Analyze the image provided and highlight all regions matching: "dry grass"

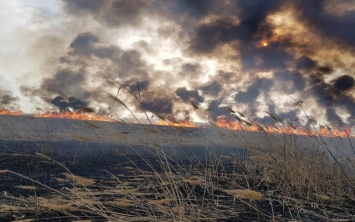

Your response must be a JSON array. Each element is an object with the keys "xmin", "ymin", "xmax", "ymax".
[
  {"xmin": 1, "ymin": 99, "xmax": 355, "ymax": 221},
  {"xmin": 41, "ymin": 202, "xmax": 77, "ymax": 211},
  {"xmin": 29, "ymin": 196, "xmax": 78, "ymax": 211},
  {"xmin": 182, "ymin": 178, "xmax": 203, "ymax": 185},
  {"xmin": 2, "ymin": 130, "xmax": 355, "ymax": 221},
  {"xmin": 148, "ymin": 198, "xmax": 175, "ymax": 206},
  {"xmin": 315, "ymin": 194, "xmax": 331, "ymax": 201},
  {"xmin": 106, "ymin": 200, "xmax": 136, "ymax": 207},
  {"xmin": 245, "ymin": 138, "xmax": 355, "ymax": 200},
  {"xmin": 14, "ymin": 185, "xmax": 37, "ymax": 190},
  {"xmin": 0, "ymin": 204, "xmax": 35, "ymax": 212},
  {"xmin": 63, "ymin": 173, "xmax": 96, "ymax": 186},
  {"xmin": 71, "ymin": 220, "xmax": 92, "ymax": 222},
  {"xmin": 224, "ymin": 189, "xmax": 263, "ymax": 200},
  {"xmin": 12, "ymin": 219, "xmax": 35, "ymax": 222}
]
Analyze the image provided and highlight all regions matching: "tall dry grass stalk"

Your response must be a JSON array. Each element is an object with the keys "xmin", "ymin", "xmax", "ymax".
[{"xmin": 1, "ymin": 93, "xmax": 355, "ymax": 221}]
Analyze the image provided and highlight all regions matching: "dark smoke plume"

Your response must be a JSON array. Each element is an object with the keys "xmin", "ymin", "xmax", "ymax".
[
  {"xmin": 201, "ymin": 81, "xmax": 222, "ymax": 97},
  {"xmin": 293, "ymin": 0, "xmax": 355, "ymax": 47},
  {"xmin": 1, "ymin": 94, "xmax": 18, "ymax": 105},
  {"xmin": 13, "ymin": 0, "xmax": 355, "ymax": 127},
  {"xmin": 333, "ymin": 75, "xmax": 355, "ymax": 91},
  {"xmin": 0, "ymin": 90, "xmax": 19, "ymax": 110},
  {"xmin": 140, "ymin": 97, "xmax": 173, "ymax": 115},
  {"xmin": 176, "ymin": 87, "xmax": 204, "ymax": 104},
  {"xmin": 207, "ymin": 100, "xmax": 232, "ymax": 120},
  {"xmin": 50, "ymin": 96, "xmax": 88, "ymax": 111},
  {"xmin": 235, "ymin": 78, "xmax": 274, "ymax": 103}
]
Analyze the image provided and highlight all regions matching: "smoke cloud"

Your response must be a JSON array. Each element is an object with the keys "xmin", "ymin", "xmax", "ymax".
[
  {"xmin": 334, "ymin": 75, "xmax": 355, "ymax": 91},
  {"xmin": 176, "ymin": 87, "xmax": 204, "ymax": 104},
  {"xmin": 0, "ymin": 90, "xmax": 19, "ymax": 110},
  {"xmin": 50, "ymin": 96, "xmax": 88, "ymax": 111},
  {"xmin": 1, "ymin": 0, "xmax": 354, "ymax": 128}
]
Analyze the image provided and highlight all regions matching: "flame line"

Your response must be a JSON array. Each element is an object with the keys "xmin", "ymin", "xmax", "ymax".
[{"xmin": 0, "ymin": 109, "xmax": 352, "ymax": 137}]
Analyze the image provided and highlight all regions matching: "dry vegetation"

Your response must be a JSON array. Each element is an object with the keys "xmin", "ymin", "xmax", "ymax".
[{"xmin": 1, "ymin": 93, "xmax": 355, "ymax": 221}]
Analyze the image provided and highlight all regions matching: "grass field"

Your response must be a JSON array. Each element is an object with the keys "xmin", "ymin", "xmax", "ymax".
[{"xmin": 1, "ymin": 101, "xmax": 355, "ymax": 221}]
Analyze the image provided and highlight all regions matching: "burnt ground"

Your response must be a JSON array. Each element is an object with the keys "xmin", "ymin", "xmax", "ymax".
[{"xmin": 1, "ymin": 150, "xmax": 355, "ymax": 222}]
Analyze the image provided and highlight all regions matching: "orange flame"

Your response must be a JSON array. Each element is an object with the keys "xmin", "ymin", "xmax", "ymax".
[
  {"xmin": 34, "ymin": 111, "xmax": 117, "ymax": 122},
  {"xmin": 0, "ymin": 109, "xmax": 24, "ymax": 116},
  {"xmin": 155, "ymin": 119, "xmax": 198, "ymax": 128},
  {"xmin": 0, "ymin": 109, "xmax": 116, "ymax": 122},
  {"xmin": 256, "ymin": 40, "xmax": 270, "ymax": 48},
  {"xmin": 255, "ymin": 35, "xmax": 280, "ymax": 48},
  {"xmin": 0, "ymin": 109, "xmax": 352, "ymax": 137},
  {"xmin": 213, "ymin": 117, "xmax": 351, "ymax": 137}
]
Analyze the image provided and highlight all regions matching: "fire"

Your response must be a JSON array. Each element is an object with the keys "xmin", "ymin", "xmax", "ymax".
[
  {"xmin": 155, "ymin": 119, "xmax": 198, "ymax": 128},
  {"xmin": 0, "ymin": 109, "xmax": 24, "ymax": 116},
  {"xmin": 34, "ymin": 111, "xmax": 117, "ymax": 122},
  {"xmin": 256, "ymin": 40, "xmax": 271, "ymax": 48},
  {"xmin": 255, "ymin": 35, "xmax": 279, "ymax": 48},
  {"xmin": 0, "ymin": 109, "xmax": 116, "ymax": 122},
  {"xmin": 213, "ymin": 117, "xmax": 351, "ymax": 138},
  {"xmin": 0, "ymin": 109, "xmax": 352, "ymax": 137}
]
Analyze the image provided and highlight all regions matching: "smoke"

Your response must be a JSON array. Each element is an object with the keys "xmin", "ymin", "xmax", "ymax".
[
  {"xmin": 62, "ymin": 0, "xmax": 156, "ymax": 27},
  {"xmin": 318, "ymin": 66, "xmax": 333, "ymax": 74},
  {"xmin": 296, "ymin": 56, "xmax": 317, "ymax": 71},
  {"xmin": 1, "ymin": 94, "xmax": 18, "ymax": 106},
  {"xmin": 189, "ymin": 16, "xmax": 242, "ymax": 54},
  {"xmin": 1, "ymin": 0, "xmax": 353, "ymax": 128},
  {"xmin": 201, "ymin": 81, "xmax": 222, "ymax": 97},
  {"xmin": 207, "ymin": 100, "xmax": 231, "ymax": 120},
  {"xmin": 140, "ymin": 97, "xmax": 173, "ymax": 115},
  {"xmin": 274, "ymin": 70, "xmax": 305, "ymax": 93},
  {"xmin": 0, "ymin": 90, "xmax": 19, "ymax": 110},
  {"xmin": 176, "ymin": 87, "xmax": 204, "ymax": 104},
  {"xmin": 69, "ymin": 32, "xmax": 100, "ymax": 55},
  {"xmin": 190, "ymin": 0, "xmax": 282, "ymax": 52},
  {"xmin": 334, "ymin": 75, "xmax": 355, "ymax": 91},
  {"xmin": 235, "ymin": 78, "xmax": 274, "ymax": 103},
  {"xmin": 293, "ymin": 0, "xmax": 355, "ymax": 47},
  {"xmin": 41, "ymin": 69, "xmax": 87, "ymax": 97},
  {"xmin": 305, "ymin": 62, "xmax": 355, "ymax": 125},
  {"xmin": 50, "ymin": 96, "xmax": 88, "ymax": 111}
]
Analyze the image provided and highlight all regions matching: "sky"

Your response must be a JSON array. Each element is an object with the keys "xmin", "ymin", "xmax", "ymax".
[{"xmin": 1, "ymin": 0, "xmax": 355, "ymax": 129}]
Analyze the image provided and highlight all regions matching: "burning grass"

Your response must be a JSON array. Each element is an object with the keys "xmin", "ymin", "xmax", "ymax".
[
  {"xmin": 0, "ymin": 108, "xmax": 353, "ymax": 138},
  {"xmin": 1, "ymin": 102, "xmax": 355, "ymax": 221}
]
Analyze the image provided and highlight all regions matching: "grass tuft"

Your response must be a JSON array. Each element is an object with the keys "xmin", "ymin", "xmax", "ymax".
[
  {"xmin": 14, "ymin": 185, "xmax": 37, "ymax": 190},
  {"xmin": 1, "ymin": 95, "xmax": 355, "ymax": 221},
  {"xmin": 63, "ymin": 173, "xmax": 96, "ymax": 186},
  {"xmin": 224, "ymin": 189, "xmax": 263, "ymax": 200}
]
